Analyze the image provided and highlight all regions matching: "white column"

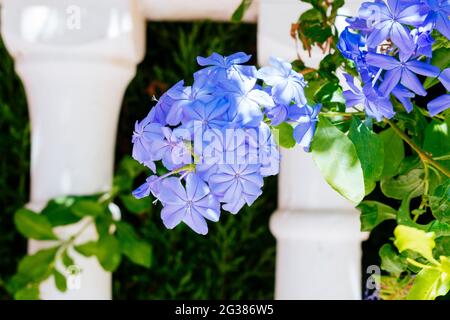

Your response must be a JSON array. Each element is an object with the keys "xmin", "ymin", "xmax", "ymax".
[
  {"xmin": 140, "ymin": 0, "xmax": 259, "ymax": 22},
  {"xmin": 1, "ymin": 0, "xmax": 145, "ymax": 299},
  {"xmin": 258, "ymin": 0, "xmax": 366, "ymax": 299}
]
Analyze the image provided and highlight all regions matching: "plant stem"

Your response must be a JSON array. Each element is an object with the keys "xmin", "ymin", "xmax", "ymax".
[
  {"xmin": 434, "ymin": 155, "xmax": 450, "ymax": 161},
  {"xmin": 320, "ymin": 111, "xmax": 365, "ymax": 117},
  {"xmin": 406, "ymin": 258, "xmax": 438, "ymax": 270},
  {"xmin": 386, "ymin": 119, "xmax": 450, "ymax": 178}
]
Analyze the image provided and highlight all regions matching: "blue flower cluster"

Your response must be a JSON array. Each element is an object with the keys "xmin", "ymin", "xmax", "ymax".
[
  {"xmin": 132, "ymin": 52, "xmax": 316, "ymax": 234},
  {"xmin": 338, "ymin": 0, "xmax": 450, "ymax": 119}
]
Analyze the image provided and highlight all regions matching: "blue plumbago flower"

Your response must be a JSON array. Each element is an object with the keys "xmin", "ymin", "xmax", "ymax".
[
  {"xmin": 131, "ymin": 52, "xmax": 314, "ymax": 234},
  {"xmin": 158, "ymin": 174, "xmax": 220, "ymax": 235},
  {"xmin": 248, "ymin": 123, "xmax": 280, "ymax": 176},
  {"xmin": 221, "ymin": 70, "xmax": 275, "ymax": 127},
  {"xmin": 359, "ymin": 0, "xmax": 426, "ymax": 53},
  {"xmin": 338, "ymin": 27, "xmax": 366, "ymax": 62},
  {"xmin": 265, "ymin": 102, "xmax": 306, "ymax": 126},
  {"xmin": 132, "ymin": 120, "xmax": 163, "ymax": 172},
  {"xmin": 426, "ymin": 66, "xmax": 450, "ymax": 115},
  {"xmin": 165, "ymin": 78, "xmax": 214, "ymax": 126},
  {"xmin": 150, "ymin": 127, "xmax": 192, "ymax": 170},
  {"xmin": 343, "ymin": 74, "xmax": 395, "ymax": 121},
  {"xmin": 209, "ymin": 164, "xmax": 263, "ymax": 214},
  {"xmin": 182, "ymin": 98, "xmax": 229, "ymax": 137},
  {"xmin": 422, "ymin": 0, "xmax": 450, "ymax": 39},
  {"xmin": 427, "ymin": 94, "xmax": 450, "ymax": 115},
  {"xmin": 148, "ymin": 91, "xmax": 173, "ymax": 126},
  {"xmin": 439, "ymin": 68, "xmax": 450, "ymax": 90},
  {"xmin": 392, "ymin": 85, "xmax": 415, "ymax": 112},
  {"xmin": 345, "ymin": 16, "xmax": 374, "ymax": 34},
  {"xmin": 132, "ymin": 175, "xmax": 162, "ymax": 199},
  {"xmin": 194, "ymin": 126, "xmax": 251, "ymax": 183},
  {"xmin": 195, "ymin": 52, "xmax": 254, "ymax": 82},
  {"xmin": 411, "ymin": 27, "xmax": 435, "ymax": 57},
  {"xmin": 266, "ymin": 103, "xmax": 289, "ymax": 126},
  {"xmin": 292, "ymin": 104, "xmax": 322, "ymax": 152},
  {"xmin": 257, "ymin": 57, "xmax": 307, "ymax": 106},
  {"xmin": 366, "ymin": 51, "xmax": 440, "ymax": 96}
]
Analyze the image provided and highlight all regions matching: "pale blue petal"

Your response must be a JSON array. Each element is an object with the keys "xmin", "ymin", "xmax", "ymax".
[
  {"xmin": 400, "ymin": 69, "xmax": 427, "ymax": 96},
  {"xmin": 183, "ymin": 209, "xmax": 208, "ymax": 235},
  {"xmin": 379, "ymin": 69, "xmax": 402, "ymax": 95},
  {"xmin": 161, "ymin": 205, "xmax": 186, "ymax": 229},
  {"xmin": 406, "ymin": 60, "xmax": 440, "ymax": 77},
  {"xmin": 366, "ymin": 52, "xmax": 401, "ymax": 70},
  {"xmin": 439, "ymin": 68, "xmax": 450, "ymax": 91},
  {"xmin": 427, "ymin": 94, "xmax": 450, "ymax": 116}
]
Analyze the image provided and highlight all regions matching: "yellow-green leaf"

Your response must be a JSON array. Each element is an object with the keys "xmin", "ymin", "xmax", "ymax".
[{"xmin": 394, "ymin": 225, "xmax": 436, "ymax": 262}]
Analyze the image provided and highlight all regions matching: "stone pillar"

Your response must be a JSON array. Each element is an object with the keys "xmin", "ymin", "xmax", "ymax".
[
  {"xmin": 1, "ymin": 0, "xmax": 145, "ymax": 299},
  {"xmin": 257, "ymin": 0, "xmax": 366, "ymax": 299}
]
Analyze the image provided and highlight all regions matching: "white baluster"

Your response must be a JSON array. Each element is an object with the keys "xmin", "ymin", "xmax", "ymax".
[
  {"xmin": 258, "ymin": 0, "xmax": 367, "ymax": 299},
  {"xmin": 1, "ymin": 0, "xmax": 145, "ymax": 299}
]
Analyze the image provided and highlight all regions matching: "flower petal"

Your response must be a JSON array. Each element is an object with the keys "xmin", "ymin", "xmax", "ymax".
[
  {"xmin": 427, "ymin": 94, "xmax": 450, "ymax": 116},
  {"xmin": 366, "ymin": 52, "xmax": 401, "ymax": 70},
  {"xmin": 406, "ymin": 60, "xmax": 440, "ymax": 77},
  {"xmin": 183, "ymin": 209, "xmax": 208, "ymax": 235},
  {"xmin": 379, "ymin": 69, "xmax": 402, "ymax": 95},
  {"xmin": 161, "ymin": 205, "xmax": 186, "ymax": 229},
  {"xmin": 400, "ymin": 69, "xmax": 427, "ymax": 96},
  {"xmin": 158, "ymin": 177, "xmax": 187, "ymax": 204}
]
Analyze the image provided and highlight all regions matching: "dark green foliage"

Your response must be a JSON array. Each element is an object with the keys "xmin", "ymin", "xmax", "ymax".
[{"xmin": 0, "ymin": 36, "xmax": 29, "ymax": 299}]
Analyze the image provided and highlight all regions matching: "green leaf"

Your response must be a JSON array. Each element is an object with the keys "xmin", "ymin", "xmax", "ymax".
[
  {"xmin": 71, "ymin": 200, "xmax": 104, "ymax": 218},
  {"xmin": 114, "ymin": 156, "xmax": 146, "ymax": 191},
  {"xmin": 441, "ymin": 256, "xmax": 450, "ymax": 275},
  {"xmin": 14, "ymin": 208, "xmax": 58, "ymax": 240},
  {"xmin": 330, "ymin": 0, "xmax": 345, "ymax": 19},
  {"xmin": 14, "ymin": 285, "xmax": 40, "ymax": 300},
  {"xmin": 311, "ymin": 117, "xmax": 365, "ymax": 204},
  {"xmin": 42, "ymin": 197, "xmax": 81, "ymax": 227},
  {"xmin": 120, "ymin": 194, "xmax": 152, "ymax": 215},
  {"xmin": 231, "ymin": 0, "xmax": 253, "ymax": 22},
  {"xmin": 348, "ymin": 117, "xmax": 384, "ymax": 194},
  {"xmin": 379, "ymin": 128, "xmax": 404, "ymax": 178},
  {"xmin": 298, "ymin": 9, "xmax": 332, "ymax": 44},
  {"xmin": 53, "ymin": 269, "xmax": 67, "ymax": 293},
  {"xmin": 424, "ymin": 48, "xmax": 450, "ymax": 89},
  {"xmin": 96, "ymin": 235, "xmax": 122, "ymax": 272},
  {"xmin": 397, "ymin": 196, "xmax": 429, "ymax": 230},
  {"xmin": 394, "ymin": 225, "xmax": 436, "ymax": 262},
  {"xmin": 407, "ymin": 268, "xmax": 450, "ymax": 300},
  {"xmin": 314, "ymin": 82, "xmax": 345, "ymax": 107},
  {"xmin": 379, "ymin": 244, "xmax": 408, "ymax": 274},
  {"xmin": 428, "ymin": 221, "xmax": 450, "ymax": 238},
  {"xmin": 75, "ymin": 237, "xmax": 122, "ymax": 272},
  {"xmin": 430, "ymin": 180, "xmax": 450, "ymax": 223},
  {"xmin": 74, "ymin": 241, "xmax": 97, "ymax": 257},
  {"xmin": 61, "ymin": 250, "xmax": 75, "ymax": 268},
  {"xmin": 304, "ymin": 76, "xmax": 326, "ymax": 104},
  {"xmin": 17, "ymin": 247, "xmax": 58, "ymax": 284},
  {"xmin": 271, "ymin": 122, "xmax": 296, "ymax": 149},
  {"xmin": 95, "ymin": 215, "xmax": 112, "ymax": 238},
  {"xmin": 358, "ymin": 201, "xmax": 396, "ymax": 231},
  {"xmin": 116, "ymin": 222, "xmax": 153, "ymax": 268},
  {"xmin": 435, "ymin": 236, "xmax": 450, "ymax": 257},
  {"xmin": 423, "ymin": 118, "xmax": 450, "ymax": 171},
  {"xmin": 380, "ymin": 168, "xmax": 425, "ymax": 200}
]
